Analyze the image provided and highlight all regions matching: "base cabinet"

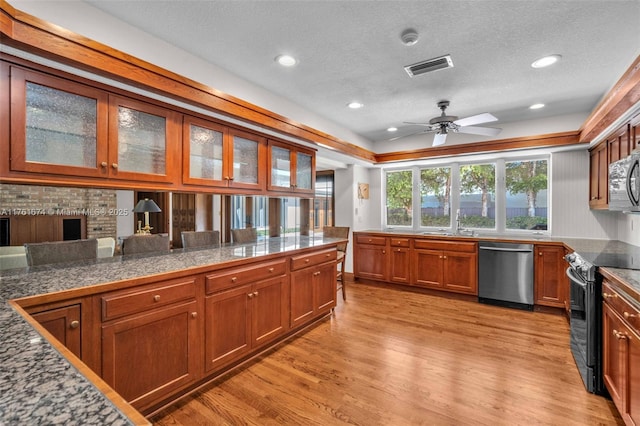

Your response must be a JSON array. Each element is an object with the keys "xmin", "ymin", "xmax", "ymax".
[
  {"xmin": 389, "ymin": 238, "xmax": 411, "ymax": 284},
  {"xmin": 412, "ymin": 239, "xmax": 478, "ymax": 295},
  {"xmin": 534, "ymin": 244, "xmax": 568, "ymax": 308},
  {"xmin": 602, "ymin": 280, "xmax": 640, "ymax": 426},
  {"xmin": 29, "ymin": 303, "xmax": 82, "ymax": 359},
  {"xmin": 353, "ymin": 235, "xmax": 388, "ymax": 281}
]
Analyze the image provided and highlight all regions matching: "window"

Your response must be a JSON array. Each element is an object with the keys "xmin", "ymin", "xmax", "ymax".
[
  {"xmin": 459, "ymin": 163, "xmax": 496, "ymax": 229},
  {"xmin": 420, "ymin": 167, "xmax": 451, "ymax": 227},
  {"xmin": 505, "ymin": 159, "xmax": 548, "ymax": 230},
  {"xmin": 385, "ymin": 170, "xmax": 413, "ymax": 227}
]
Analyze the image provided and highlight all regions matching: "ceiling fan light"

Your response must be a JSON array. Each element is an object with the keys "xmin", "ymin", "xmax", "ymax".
[{"xmin": 531, "ymin": 54, "xmax": 561, "ymax": 68}]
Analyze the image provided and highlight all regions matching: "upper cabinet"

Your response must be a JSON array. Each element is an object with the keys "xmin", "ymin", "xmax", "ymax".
[
  {"xmin": 589, "ymin": 142, "xmax": 608, "ymax": 209},
  {"xmin": 183, "ymin": 115, "xmax": 266, "ymax": 191},
  {"xmin": 10, "ymin": 66, "xmax": 180, "ymax": 183},
  {"xmin": 267, "ymin": 140, "xmax": 315, "ymax": 195}
]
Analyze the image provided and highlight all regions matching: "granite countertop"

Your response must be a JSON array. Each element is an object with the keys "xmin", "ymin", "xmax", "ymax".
[{"xmin": 0, "ymin": 236, "xmax": 341, "ymax": 425}]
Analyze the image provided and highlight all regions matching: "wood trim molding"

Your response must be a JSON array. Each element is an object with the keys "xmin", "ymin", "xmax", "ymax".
[
  {"xmin": 579, "ymin": 55, "xmax": 640, "ymax": 143},
  {"xmin": 0, "ymin": 1, "xmax": 376, "ymax": 163},
  {"xmin": 375, "ymin": 131, "xmax": 583, "ymax": 163}
]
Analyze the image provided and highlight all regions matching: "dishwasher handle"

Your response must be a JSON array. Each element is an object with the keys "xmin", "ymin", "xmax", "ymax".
[{"xmin": 479, "ymin": 246, "xmax": 533, "ymax": 253}]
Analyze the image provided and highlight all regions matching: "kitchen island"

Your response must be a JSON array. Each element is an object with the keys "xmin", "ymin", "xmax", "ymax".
[{"xmin": 0, "ymin": 236, "xmax": 343, "ymax": 425}]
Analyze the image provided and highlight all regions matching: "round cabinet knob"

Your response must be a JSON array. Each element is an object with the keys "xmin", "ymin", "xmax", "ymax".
[
  {"xmin": 100, "ymin": 162, "xmax": 108, "ymax": 167},
  {"xmin": 231, "ymin": 277, "xmax": 237, "ymax": 282},
  {"xmin": 153, "ymin": 295, "xmax": 161, "ymax": 302},
  {"xmin": 111, "ymin": 163, "xmax": 118, "ymax": 169},
  {"xmin": 191, "ymin": 312, "xmax": 198, "ymax": 319},
  {"xmin": 624, "ymin": 312, "xmax": 637, "ymax": 319},
  {"xmin": 253, "ymin": 291, "xmax": 259, "ymax": 297},
  {"xmin": 268, "ymin": 267, "xmax": 275, "ymax": 272},
  {"xmin": 248, "ymin": 293, "xmax": 254, "ymax": 298},
  {"xmin": 69, "ymin": 320, "xmax": 80, "ymax": 329}
]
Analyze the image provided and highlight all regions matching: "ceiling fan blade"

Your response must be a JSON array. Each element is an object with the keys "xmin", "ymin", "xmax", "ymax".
[
  {"xmin": 457, "ymin": 125, "xmax": 502, "ymax": 136},
  {"xmin": 453, "ymin": 112, "xmax": 498, "ymax": 127},
  {"xmin": 387, "ymin": 129, "xmax": 430, "ymax": 142},
  {"xmin": 432, "ymin": 133, "xmax": 447, "ymax": 146},
  {"xmin": 403, "ymin": 121, "xmax": 437, "ymax": 128}
]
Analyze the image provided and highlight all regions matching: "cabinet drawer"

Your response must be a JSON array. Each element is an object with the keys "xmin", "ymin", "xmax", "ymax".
[
  {"xmin": 390, "ymin": 238, "xmax": 410, "ymax": 248},
  {"xmin": 603, "ymin": 281, "xmax": 640, "ymax": 332},
  {"xmin": 102, "ymin": 278, "xmax": 197, "ymax": 321},
  {"xmin": 414, "ymin": 239, "xmax": 476, "ymax": 253},
  {"xmin": 356, "ymin": 235, "xmax": 387, "ymax": 246},
  {"xmin": 291, "ymin": 249, "xmax": 337, "ymax": 271},
  {"xmin": 206, "ymin": 259, "xmax": 286, "ymax": 294}
]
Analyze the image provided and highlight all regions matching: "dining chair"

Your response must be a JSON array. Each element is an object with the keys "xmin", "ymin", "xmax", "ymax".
[
  {"xmin": 322, "ymin": 226, "xmax": 350, "ymax": 300},
  {"xmin": 25, "ymin": 238, "xmax": 98, "ymax": 267},
  {"xmin": 97, "ymin": 237, "xmax": 116, "ymax": 258},
  {"xmin": 121, "ymin": 234, "xmax": 170, "ymax": 255},
  {"xmin": 181, "ymin": 230, "xmax": 220, "ymax": 249},
  {"xmin": 0, "ymin": 246, "xmax": 28, "ymax": 270},
  {"xmin": 231, "ymin": 228, "xmax": 258, "ymax": 244}
]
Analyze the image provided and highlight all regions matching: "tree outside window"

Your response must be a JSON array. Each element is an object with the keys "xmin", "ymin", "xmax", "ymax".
[
  {"xmin": 459, "ymin": 164, "xmax": 495, "ymax": 229},
  {"xmin": 386, "ymin": 170, "xmax": 413, "ymax": 226},
  {"xmin": 505, "ymin": 160, "xmax": 548, "ymax": 230},
  {"xmin": 420, "ymin": 167, "xmax": 451, "ymax": 227}
]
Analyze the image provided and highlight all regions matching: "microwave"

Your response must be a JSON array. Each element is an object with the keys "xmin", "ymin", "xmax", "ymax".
[{"xmin": 609, "ymin": 151, "xmax": 640, "ymax": 212}]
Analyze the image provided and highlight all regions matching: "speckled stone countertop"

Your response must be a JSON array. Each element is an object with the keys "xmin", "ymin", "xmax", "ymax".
[{"xmin": 0, "ymin": 236, "xmax": 341, "ymax": 425}]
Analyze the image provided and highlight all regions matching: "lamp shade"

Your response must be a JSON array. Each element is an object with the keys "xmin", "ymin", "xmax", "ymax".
[{"xmin": 133, "ymin": 198, "xmax": 161, "ymax": 213}]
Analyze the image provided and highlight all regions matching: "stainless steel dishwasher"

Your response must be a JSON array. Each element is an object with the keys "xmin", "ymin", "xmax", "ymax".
[{"xmin": 478, "ymin": 241, "xmax": 534, "ymax": 310}]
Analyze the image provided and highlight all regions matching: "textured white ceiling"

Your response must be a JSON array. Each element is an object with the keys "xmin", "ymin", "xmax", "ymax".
[{"xmin": 79, "ymin": 0, "xmax": 640, "ymax": 148}]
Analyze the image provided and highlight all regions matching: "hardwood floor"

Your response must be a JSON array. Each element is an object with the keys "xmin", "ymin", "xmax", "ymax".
[{"xmin": 150, "ymin": 281, "xmax": 623, "ymax": 425}]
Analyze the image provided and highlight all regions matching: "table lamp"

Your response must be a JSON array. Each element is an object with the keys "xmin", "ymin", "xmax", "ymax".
[{"xmin": 133, "ymin": 198, "xmax": 161, "ymax": 234}]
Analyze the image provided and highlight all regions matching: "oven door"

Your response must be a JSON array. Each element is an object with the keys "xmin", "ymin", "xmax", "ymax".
[{"xmin": 566, "ymin": 266, "xmax": 597, "ymax": 392}]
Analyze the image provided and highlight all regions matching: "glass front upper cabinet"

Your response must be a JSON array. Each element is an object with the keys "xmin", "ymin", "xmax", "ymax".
[
  {"xmin": 108, "ymin": 95, "xmax": 180, "ymax": 183},
  {"xmin": 10, "ymin": 67, "xmax": 108, "ymax": 177},
  {"xmin": 267, "ymin": 140, "xmax": 315, "ymax": 194}
]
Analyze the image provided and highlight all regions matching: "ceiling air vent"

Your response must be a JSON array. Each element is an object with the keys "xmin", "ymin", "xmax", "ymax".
[{"xmin": 404, "ymin": 55, "xmax": 454, "ymax": 77}]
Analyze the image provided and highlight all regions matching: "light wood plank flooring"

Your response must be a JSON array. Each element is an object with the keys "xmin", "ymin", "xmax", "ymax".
[{"xmin": 151, "ymin": 281, "xmax": 623, "ymax": 425}]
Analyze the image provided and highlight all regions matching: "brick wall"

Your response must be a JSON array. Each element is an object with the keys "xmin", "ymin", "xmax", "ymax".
[{"xmin": 0, "ymin": 184, "xmax": 118, "ymax": 240}]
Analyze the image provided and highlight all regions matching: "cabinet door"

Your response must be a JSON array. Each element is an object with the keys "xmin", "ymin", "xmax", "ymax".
[
  {"xmin": 102, "ymin": 300, "xmax": 200, "ymax": 410},
  {"xmin": 108, "ymin": 95, "xmax": 180, "ymax": 183},
  {"xmin": 252, "ymin": 276, "xmax": 289, "ymax": 348},
  {"xmin": 182, "ymin": 115, "xmax": 227, "ymax": 187},
  {"xmin": 290, "ymin": 268, "xmax": 315, "ymax": 328},
  {"xmin": 31, "ymin": 304, "xmax": 82, "ymax": 358},
  {"xmin": 10, "ymin": 67, "xmax": 109, "ymax": 177},
  {"xmin": 534, "ymin": 245, "xmax": 567, "ymax": 307},
  {"xmin": 589, "ymin": 143, "xmax": 608, "ymax": 208},
  {"xmin": 295, "ymin": 149, "xmax": 315, "ymax": 193},
  {"xmin": 228, "ymin": 128, "xmax": 266, "ymax": 190},
  {"xmin": 267, "ymin": 140, "xmax": 315, "ymax": 194},
  {"xmin": 628, "ymin": 326, "xmax": 640, "ymax": 426},
  {"xmin": 354, "ymin": 244, "xmax": 388, "ymax": 281},
  {"xmin": 314, "ymin": 261, "xmax": 337, "ymax": 313},
  {"xmin": 442, "ymin": 251, "xmax": 478, "ymax": 295},
  {"xmin": 603, "ymin": 303, "xmax": 625, "ymax": 411},
  {"xmin": 269, "ymin": 143, "xmax": 292, "ymax": 190},
  {"xmin": 205, "ymin": 285, "xmax": 252, "ymax": 372},
  {"xmin": 390, "ymin": 247, "xmax": 411, "ymax": 284},
  {"xmin": 413, "ymin": 249, "xmax": 443, "ymax": 289}
]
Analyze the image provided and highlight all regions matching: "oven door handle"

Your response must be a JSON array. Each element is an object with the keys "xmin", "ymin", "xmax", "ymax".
[{"xmin": 566, "ymin": 267, "xmax": 587, "ymax": 288}]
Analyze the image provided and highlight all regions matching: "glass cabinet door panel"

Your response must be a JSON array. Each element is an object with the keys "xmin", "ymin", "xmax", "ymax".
[
  {"xmin": 296, "ymin": 152, "xmax": 313, "ymax": 190},
  {"xmin": 232, "ymin": 135, "xmax": 259, "ymax": 184},
  {"xmin": 189, "ymin": 123, "xmax": 223, "ymax": 180},
  {"xmin": 271, "ymin": 145, "xmax": 291, "ymax": 188},
  {"xmin": 117, "ymin": 106, "xmax": 166, "ymax": 175},
  {"xmin": 25, "ymin": 82, "xmax": 98, "ymax": 168}
]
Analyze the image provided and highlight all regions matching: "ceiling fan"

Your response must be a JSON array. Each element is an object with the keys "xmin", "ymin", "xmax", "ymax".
[{"xmin": 398, "ymin": 101, "xmax": 502, "ymax": 146}]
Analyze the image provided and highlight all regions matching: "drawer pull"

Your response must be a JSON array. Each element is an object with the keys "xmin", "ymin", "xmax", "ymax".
[
  {"xmin": 69, "ymin": 320, "xmax": 80, "ymax": 329},
  {"xmin": 231, "ymin": 277, "xmax": 237, "ymax": 282},
  {"xmin": 602, "ymin": 292, "xmax": 617, "ymax": 299},
  {"xmin": 613, "ymin": 330, "xmax": 627, "ymax": 340},
  {"xmin": 623, "ymin": 312, "xmax": 637, "ymax": 319},
  {"xmin": 305, "ymin": 259, "xmax": 310, "ymax": 263},
  {"xmin": 313, "ymin": 271, "xmax": 321, "ymax": 276},
  {"xmin": 268, "ymin": 268, "xmax": 274, "ymax": 273},
  {"xmin": 153, "ymin": 295, "xmax": 161, "ymax": 302},
  {"xmin": 326, "ymin": 253, "xmax": 331, "ymax": 257}
]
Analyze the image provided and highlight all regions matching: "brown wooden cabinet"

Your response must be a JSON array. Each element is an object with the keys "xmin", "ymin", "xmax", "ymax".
[
  {"xmin": 589, "ymin": 141, "xmax": 609, "ymax": 209},
  {"xmin": 204, "ymin": 259, "xmax": 288, "ymax": 372},
  {"xmin": 29, "ymin": 302, "xmax": 82, "ymax": 359},
  {"xmin": 608, "ymin": 123, "xmax": 631, "ymax": 164},
  {"xmin": 353, "ymin": 235, "xmax": 389, "ymax": 281},
  {"xmin": 290, "ymin": 248, "xmax": 338, "ymax": 328},
  {"xmin": 412, "ymin": 239, "xmax": 478, "ymax": 295},
  {"xmin": 389, "ymin": 238, "xmax": 411, "ymax": 284},
  {"xmin": 100, "ymin": 276, "xmax": 202, "ymax": 412},
  {"xmin": 602, "ymin": 280, "xmax": 640, "ymax": 426},
  {"xmin": 267, "ymin": 139, "xmax": 315, "ymax": 195},
  {"xmin": 534, "ymin": 244, "xmax": 568, "ymax": 308}
]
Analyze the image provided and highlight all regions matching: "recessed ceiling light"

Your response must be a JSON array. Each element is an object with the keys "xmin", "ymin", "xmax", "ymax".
[
  {"xmin": 387, "ymin": 127, "xmax": 398, "ymax": 132},
  {"xmin": 531, "ymin": 54, "xmax": 562, "ymax": 68},
  {"xmin": 529, "ymin": 103, "xmax": 545, "ymax": 109},
  {"xmin": 275, "ymin": 54, "xmax": 297, "ymax": 67},
  {"xmin": 347, "ymin": 101, "xmax": 364, "ymax": 109}
]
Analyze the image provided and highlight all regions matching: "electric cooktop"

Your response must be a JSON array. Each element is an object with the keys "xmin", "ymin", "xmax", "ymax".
[{"xmin": 578, "ymin": 251, "xmax": 640, "ymax": 271}]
